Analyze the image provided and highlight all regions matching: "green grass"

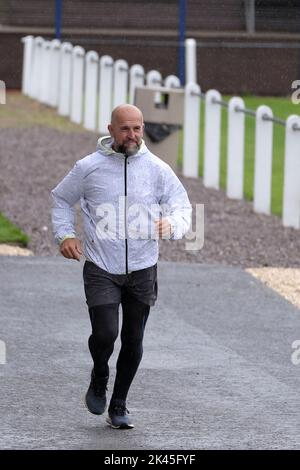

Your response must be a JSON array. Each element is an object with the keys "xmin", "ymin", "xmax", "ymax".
[
  {"xmin": 178, "ymin": 95, "xmax": 300, "ymax": 217},
  {"xmin": 0, "ymin": 213, "xmax": 29, "ymax": 246},
  {"xmin": 0, "ymin": 91, "xmax": 90, "ymax": 133}
]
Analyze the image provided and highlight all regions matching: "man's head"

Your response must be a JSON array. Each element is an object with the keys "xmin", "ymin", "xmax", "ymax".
[{"xmin": 108, "ymin": 104, "xmax": 144, "ymax": 156}]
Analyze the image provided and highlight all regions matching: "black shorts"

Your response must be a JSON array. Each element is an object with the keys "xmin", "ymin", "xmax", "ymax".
[{"xmin": 83, "ymin": 261, "xmax": 158, "ymax": 308}]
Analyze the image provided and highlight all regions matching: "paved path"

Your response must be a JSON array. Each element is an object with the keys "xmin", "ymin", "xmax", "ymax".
[{"xmin": 1, "ymin": 257, "xmax": 300, "ymax": 450}]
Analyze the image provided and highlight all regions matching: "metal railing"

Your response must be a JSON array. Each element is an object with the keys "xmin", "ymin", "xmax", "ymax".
[{"xmin": 191, "ymin": 90, "xmax": 300, "ymax": 131}]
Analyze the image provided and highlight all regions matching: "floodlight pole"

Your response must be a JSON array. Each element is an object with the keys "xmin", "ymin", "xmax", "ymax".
[{"xmin": 55, "ymin": 0, "xmax": 63, "ymax": 39}]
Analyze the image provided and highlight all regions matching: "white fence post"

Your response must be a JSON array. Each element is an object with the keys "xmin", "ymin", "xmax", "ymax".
[
  {"xmin": 129, "ymin": 64, "xmax": 144, "ymax": 104},
  {"xmin": 40, "ymin": 40, "xmax": 52, "ymax": 104},
  {"xmin": 282, "ymin": 115, "xmax": 300, "ymax": 228},
  {"xmin": 83, "ymin": 50, "xmax": 99, "ymax": 131},
  {"xmin": 21, "ymin": 35, "xmax": 34, "ymax": 95},
  {"xmin": 183, "ymin": 82, "xmax": 200, "ymax": 177},
  {"xmin": 146, "ymin": 70, "xmax": 162, "ymax": 104},
  {"xmin": 227, "ymin": 97, "xmax": 245, "ymax": 199},
  {"xmin": 98, "ymin": 55, "xmax": 113, "ymax": 135},
  {"xmin": 70, "ymin": 45, "xmax": 85, "ymax": 124},
  {"xmin": 185, "ymin": 38, "xmax": 197, "ymax": 84},
  {"xmin": 253, "ymin": 105, "xmax": 273, "ymax": 215},
  {"xmin": 58, "ymin": 42, "xmax": 73, "ymax": 116},
  {"xmin": 113, "ymin": 59, "xmax": 129, "ymax": 108},
  {"xmin": 48, "ymin": 39, "xmax": 61, "ymax": 107},
  {"xmin": 30, "ymin": 36, "xmax": 44, "ymax": 100},
  {"xmin": 203, "ymin": 89, "xmax": 222, "ymax": 189},
  {"xmin": 146, "ymin": 70, "xmax": 162, "ymax": 87},
  {"xmin": 164, "ymin": 75, "xmax": 181, "ymax": 89}
]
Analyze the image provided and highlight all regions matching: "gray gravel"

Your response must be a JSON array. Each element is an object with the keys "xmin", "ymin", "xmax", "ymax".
[
  {"xmin": 0, "ymin": 126, "xmax": 299, "ymax": 267},
  {"xmin": 1, "ymin": 257, "xmax": 300, "ymax": 450}
]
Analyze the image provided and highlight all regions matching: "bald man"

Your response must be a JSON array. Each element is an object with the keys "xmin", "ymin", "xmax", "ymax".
[{"xmin": 51, "ymin": 104, "xmax": 191, "ymax": 429}]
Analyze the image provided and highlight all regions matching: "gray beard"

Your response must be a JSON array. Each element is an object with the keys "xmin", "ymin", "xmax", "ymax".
[{"xmin": 115, "ymin": 142, "xmax": 141, "ymax": 157}]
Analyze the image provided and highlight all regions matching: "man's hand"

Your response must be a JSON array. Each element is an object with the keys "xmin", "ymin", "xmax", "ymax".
[
  {"xmin": 60, "ymin": 238, "xmax": 83, "ymax": 261},
  {"xmin": 154, "ymin": 218, "xmax": 173, "ymax": 239}
]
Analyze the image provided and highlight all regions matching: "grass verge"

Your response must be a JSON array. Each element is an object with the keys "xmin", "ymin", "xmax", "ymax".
[{"xmin": 0, "ymin": 213, "xmax": 29, "ymax": 246}]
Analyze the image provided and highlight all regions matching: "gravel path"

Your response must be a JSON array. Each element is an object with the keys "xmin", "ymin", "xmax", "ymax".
[{"xmin": 0, "ymin": 126, "xmax": 299, "ymax": 268}]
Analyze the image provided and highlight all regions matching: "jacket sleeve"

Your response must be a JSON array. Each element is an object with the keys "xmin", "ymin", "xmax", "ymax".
[
  {"xmin": 51, "ymin": 161, "xmax": 83, "ymax": 245},
  {"xmin": 159, "ymin": 166, "xmax": 192, "ymax": 240}
]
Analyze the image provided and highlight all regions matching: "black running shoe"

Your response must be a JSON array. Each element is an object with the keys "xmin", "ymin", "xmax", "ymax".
[
  {"xmin": 85, "ymin": 370, "xmax": 108, "ymax": 415},
  {"xmin": 106, "ymin": 399, "xmax": 134, "ymax": 429}
]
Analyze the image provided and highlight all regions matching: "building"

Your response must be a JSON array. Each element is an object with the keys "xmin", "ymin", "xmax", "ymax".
[{"xmin": 0, "ymin": 0, "xmax": 299, "ymax": 94}]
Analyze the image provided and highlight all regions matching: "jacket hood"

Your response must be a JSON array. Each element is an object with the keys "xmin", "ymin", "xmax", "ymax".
[{"xmin": 96, "ymin": 135, "xmax": 148, "ymax": 157}]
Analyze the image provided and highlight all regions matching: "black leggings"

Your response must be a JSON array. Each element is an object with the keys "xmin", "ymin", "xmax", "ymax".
[{"xmin": 88, "ymin": 294, "xmax": 150, "ymax": 402}]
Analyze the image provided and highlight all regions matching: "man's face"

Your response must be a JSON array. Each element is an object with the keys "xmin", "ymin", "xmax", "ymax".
[{"xmin": 108, "ymin": 109, "xmax": 144, "ymax": 156}]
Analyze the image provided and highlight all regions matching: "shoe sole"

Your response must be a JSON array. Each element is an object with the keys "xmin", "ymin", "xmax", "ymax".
[
  {"xmin": 106, "ymin": 416, "xmax": 134, "ymax": 429},
  {"xmin": 83, "ymin": 394, "xmax": 106, "ymax": 415}
]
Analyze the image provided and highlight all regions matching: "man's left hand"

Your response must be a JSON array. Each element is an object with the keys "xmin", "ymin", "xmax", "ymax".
[{"xmin": 154, "ymin": 218, "xmax": 173, "ymax": 239}]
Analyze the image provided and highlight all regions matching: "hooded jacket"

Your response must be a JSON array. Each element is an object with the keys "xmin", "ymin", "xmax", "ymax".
[{"xmin": 51, "ymin": 136, "xmax": 192, "ymax": 275}]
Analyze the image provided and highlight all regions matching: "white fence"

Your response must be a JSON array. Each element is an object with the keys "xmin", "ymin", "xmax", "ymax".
[
  {"xmin": 21, "ymin": 35, "xmax": 300, "ymax": 230},
  {"xmin": 183, "ymin": 87, "xmax": 300, "ymax": 229},
  {"xmin": 21, "ymin": 35, "xmax": 193, "ymax": 135}
]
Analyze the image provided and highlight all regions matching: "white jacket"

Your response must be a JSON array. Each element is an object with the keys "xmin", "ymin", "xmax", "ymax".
[{"xmin": 51, "ymin": 137, "xmax": 192, "ymax": 274}]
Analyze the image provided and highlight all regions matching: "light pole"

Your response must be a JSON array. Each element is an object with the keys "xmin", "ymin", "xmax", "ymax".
[{"xmin": 55, "ymin": 0, "xmax": 63, "ymax": 39}]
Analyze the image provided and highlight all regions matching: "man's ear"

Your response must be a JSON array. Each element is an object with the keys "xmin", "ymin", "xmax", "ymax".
[{"xmin": 108, "ymin": 124, "xmax": 113, "ymax": 136}]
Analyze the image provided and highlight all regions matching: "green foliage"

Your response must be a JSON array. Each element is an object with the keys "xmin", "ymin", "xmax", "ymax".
[{"xmin": 0, "ymin": 213, "xmax": 29, "ymax": 246}]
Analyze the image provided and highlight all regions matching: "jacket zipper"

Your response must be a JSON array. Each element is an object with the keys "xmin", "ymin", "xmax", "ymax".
[{"xmin": 124, "ymin": 155, "xmax": 128, "ymax": 274}]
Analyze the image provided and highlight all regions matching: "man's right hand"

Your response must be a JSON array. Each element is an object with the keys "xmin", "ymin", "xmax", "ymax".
[{"xmin": 60, "ymin": 238, "xmax": 83, "ymax": 261}]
